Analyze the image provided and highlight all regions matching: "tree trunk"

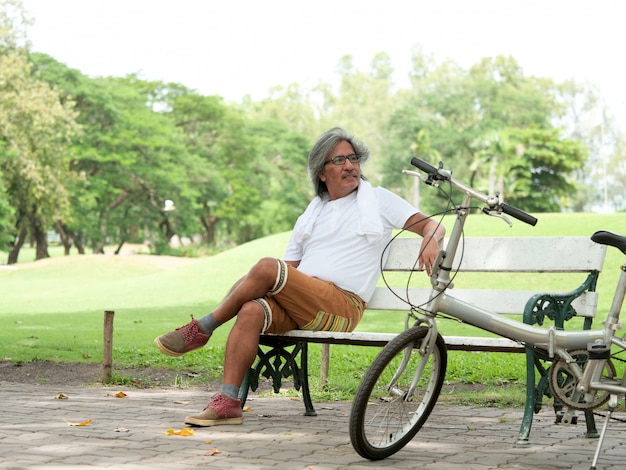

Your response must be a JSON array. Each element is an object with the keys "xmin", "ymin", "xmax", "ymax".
[
  {"xmin": 200, "ymin": 214, "xmax": 218, "ymax": 244},
  {"xmin": 158, "ymin": 217, "xmax": 176, "ymax": 241},
  {"xmin": 114, "ymin": 240, "xmax": 126, "ymax": 255},
  {"xmin": 31, "ymin": 219, "xmax": 50, "ymax": 260},
  {"xmin": 7, "ymin": 226, "xmax": 27, "ymax": 265},
  {"xmin": 54, "ymin": 220, "xmax": 73, "ymax": 255},
  {"xmin": 67, "ymin": 228, "xmax": 85, "ymax": 254}
]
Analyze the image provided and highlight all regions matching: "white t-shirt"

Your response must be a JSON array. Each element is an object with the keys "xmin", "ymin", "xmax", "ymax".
[{"xmin": 284, "ymin": 186, "xmax": 417, "ymax": 302}]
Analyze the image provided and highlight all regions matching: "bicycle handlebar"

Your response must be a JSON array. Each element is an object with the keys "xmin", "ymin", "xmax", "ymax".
[
  {"xmin": 410, "ymin": 157, "xmax": 439, "ymax": 175},
  {"xmin": 499, "ymin": 203, "xmax": 537, "ymax": 226},
  {"xmin": 410, "ymin": 157, "xmax": 538, "ymax": 226}
]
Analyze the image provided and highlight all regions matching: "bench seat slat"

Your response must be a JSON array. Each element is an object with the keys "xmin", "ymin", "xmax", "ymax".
[{"xmin": 261, "ymin": 331, "xmax": 524, "ymax": 352}]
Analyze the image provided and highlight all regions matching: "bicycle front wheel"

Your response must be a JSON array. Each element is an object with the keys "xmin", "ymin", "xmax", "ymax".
[{"xmin": 349, "ymin": 326, "xmax": 447, "ymax": 460}]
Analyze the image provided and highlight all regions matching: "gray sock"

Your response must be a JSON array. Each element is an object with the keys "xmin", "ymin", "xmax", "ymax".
[
  {"xmin": 197, "ymin": 313, "xmax": 221, "ymax": 335},
  {"xmin": 221, "ymin": 384, "xmax": 240, "ymax": 400}
]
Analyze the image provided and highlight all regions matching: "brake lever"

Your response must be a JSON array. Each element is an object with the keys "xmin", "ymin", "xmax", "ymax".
[
  {"xmin": 402, "ymin": 169, "xmax": 440, "ymax": 188},
  {"xmin": 481, "ymin": 208, "xmax": 512, "ymax": 227}
]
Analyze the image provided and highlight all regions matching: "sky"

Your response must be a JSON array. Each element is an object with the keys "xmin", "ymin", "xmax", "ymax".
[{"xmin": 20, "ymin": 0, "xmax": 626, "ymax": 130}]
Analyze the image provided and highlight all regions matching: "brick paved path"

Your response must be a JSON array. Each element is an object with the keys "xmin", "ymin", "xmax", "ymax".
[{"xmin": 1, "ymin": 382, "xmax": 625, "ymax": 469}]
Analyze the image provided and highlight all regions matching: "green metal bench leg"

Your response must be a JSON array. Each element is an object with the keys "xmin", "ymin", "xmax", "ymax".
[
  {"xmin": 239, "ymin": 369, "xmax": 253, "ymax": 408},
  {"xmin": 300, "ymin": 342, "xmax": 317, "ymax": 416},
  {"xmin": 582, "ymin": 317, "xmax": 599, "ymax": 438},
  {"xmin": 584, "ymin": 408, "xmax": 599, "ymax": 437},
  {"xmin": 517, "ymin": 343, "xmax": 536, "ymax": 444}
]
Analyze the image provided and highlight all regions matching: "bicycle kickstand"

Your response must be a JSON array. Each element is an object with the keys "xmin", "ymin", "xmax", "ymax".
[{"xmin": 589, "ymin": 394, "xmax": 618, "ymax": 470}]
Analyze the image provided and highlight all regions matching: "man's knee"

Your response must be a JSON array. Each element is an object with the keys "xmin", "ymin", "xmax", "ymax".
[
  {"xmin": 246, "ymin": 257, "xmax": 280, "ymax": 290},
  {"xmin": 234, "ymin": 301, "xmax": 265, "ymax": 332},
  {"xmin": 250, "ymin": 257, "xmax": 278, "ymax": 275}
]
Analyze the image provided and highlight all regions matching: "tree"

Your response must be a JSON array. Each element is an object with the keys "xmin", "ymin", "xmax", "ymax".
[
  {"xmin": 0, "ymin": 47, "xmax": 79, "ymax": 263},
  {"xmin": 30, "ymin": 56, "xmax": 200, "ymax": 254},
  {"xmin": 473, "ymin": 128, "xmax": 587, "ymax": 212},
  {"xmin": 384, "ymin": 52, "xmax": 587, "ymax": 213}
]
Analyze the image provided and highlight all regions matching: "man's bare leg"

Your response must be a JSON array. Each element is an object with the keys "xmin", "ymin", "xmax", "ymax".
[{"xmin": 222, "ymin": 301, "xmax": 265, "ymax": 387}]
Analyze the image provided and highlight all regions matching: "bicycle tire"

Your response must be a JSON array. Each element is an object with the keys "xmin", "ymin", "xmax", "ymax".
[{"xmin": 349, "ymin": 326, "xmax": 447, "ymax": 460}]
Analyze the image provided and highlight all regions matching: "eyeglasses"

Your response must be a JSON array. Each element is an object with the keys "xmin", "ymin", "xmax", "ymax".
[{"xmin": 324, "ymin": 154, "xmax": 361, "ymax": 166}]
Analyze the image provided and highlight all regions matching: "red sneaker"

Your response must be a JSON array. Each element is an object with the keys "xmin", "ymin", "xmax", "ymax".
[
  {"xmin": 184, "ymin": 394, "xmax": 243, "ymax": 426},
  {"xmin": 154, "ymin": 318, "xmax": 211, "ymax": 357}
]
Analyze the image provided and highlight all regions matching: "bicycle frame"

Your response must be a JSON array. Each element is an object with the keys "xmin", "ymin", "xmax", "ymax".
[{"xmin": 403, "ymin": 167, "xmax": 625, "ymax": 366}]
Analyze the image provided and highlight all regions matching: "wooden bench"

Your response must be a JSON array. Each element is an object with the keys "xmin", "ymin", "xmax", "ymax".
[{"xmin": 240, "ymin": 236, "xmax": 607, "ymax": 442}]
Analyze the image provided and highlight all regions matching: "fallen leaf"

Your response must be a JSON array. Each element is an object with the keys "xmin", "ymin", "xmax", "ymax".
[
  {"xmin": 242, "ymin": 406, "xmax": 251, "ymax": 412},
  {"xmin": 205, "ymin": 448, "xmax": 221, "ymax": 456},
  {"xmin": 64, "ymin": 419, "xmax": 92, "ymax": 427},
  {"xmin": 108, "ymin": 391, "xmax": 128, "ymax": 398},
  {"xmin": 205, "ymin": 439, "xmax": 212, "ymax": 444},
  {"xmin": 54, "ymin": 393, "xmax": 69, "ymax": 400},
  {"xmin": 165, "ymin": 427, "xmax": 195, "ymax": 436}
]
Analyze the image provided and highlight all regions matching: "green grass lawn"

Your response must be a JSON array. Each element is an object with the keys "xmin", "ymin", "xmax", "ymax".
[{"xmin": 1, "ymin": 212, "xmax": 625, "ymax": 406}]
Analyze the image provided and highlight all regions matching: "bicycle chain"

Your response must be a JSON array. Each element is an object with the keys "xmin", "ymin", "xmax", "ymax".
[{"xmin": 593, "ymin": 411, "xmax": 626, "ymax": 423}]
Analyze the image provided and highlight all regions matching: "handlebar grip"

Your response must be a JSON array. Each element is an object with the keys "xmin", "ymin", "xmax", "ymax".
[
  {"xmin": 500, "ymin": 203, "xmax": 538, "ymax": 226},
  {"xmin": 410, "ymin": 157, "xmax": 438, "ymax": 175}
]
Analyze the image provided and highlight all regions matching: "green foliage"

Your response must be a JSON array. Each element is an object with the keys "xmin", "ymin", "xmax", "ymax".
[
  {"xmin": 384, "ymin": 53, "xmax": 589, "ymax": 213},
  {"xmin": 2, "ymin": 11, "xmax": 624, "ymax": 265},
  {"xmin": 0, "ymin": 46, "xmax": 79, "ymax": 262},
  {"xmin": 499, "ymin": 127, "xmax": 587, "ymax": 211}
]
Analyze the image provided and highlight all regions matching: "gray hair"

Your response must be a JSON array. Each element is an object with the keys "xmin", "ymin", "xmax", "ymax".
[{"xmin": 308, "ymin": 127, "xmax": 370, "ymax": 197}]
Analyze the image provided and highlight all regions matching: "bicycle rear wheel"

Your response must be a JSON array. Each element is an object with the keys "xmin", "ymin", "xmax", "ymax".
[{"xmin": 349, "ymin": 326, "xmax": 447, "ymax": 460}]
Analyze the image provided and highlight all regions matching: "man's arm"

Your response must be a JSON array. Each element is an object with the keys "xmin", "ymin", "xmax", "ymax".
[
  {"xmin": 402, "ymin": 213, "xmax": 445, "ymax": 276},
  {"xmin": 285, "ymin": 260, "xmax": 300, "ymax": 268}
]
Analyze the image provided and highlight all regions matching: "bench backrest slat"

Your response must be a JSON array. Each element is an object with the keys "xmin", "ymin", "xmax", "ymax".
[
  {"xmin": 368, "ymin": 287, "xmax": 598, "ymax": 317},
  {"xmin": 385, "ymin": 237, "xmax": 607, "ymax": 273}
]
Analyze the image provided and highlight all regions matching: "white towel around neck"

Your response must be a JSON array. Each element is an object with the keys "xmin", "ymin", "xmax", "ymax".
[{"xmin": 292, "ymin": 181, "xmax": 383, "ymax": 244}]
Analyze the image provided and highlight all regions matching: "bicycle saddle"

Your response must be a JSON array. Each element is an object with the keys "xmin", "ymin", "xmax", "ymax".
[{"xmin": 591, "ymin": 230, "xmax": 626, "ymax": 255}]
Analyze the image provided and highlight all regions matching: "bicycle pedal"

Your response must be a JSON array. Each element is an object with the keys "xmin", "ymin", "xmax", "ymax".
[{"xmin": 555, "ymin": 411, "xmax": 578, "ymax": 425}]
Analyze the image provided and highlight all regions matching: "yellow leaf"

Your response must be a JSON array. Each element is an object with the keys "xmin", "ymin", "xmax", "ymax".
[
  {"xmin": 108, "ymin": 391, "xmax": 128, "ymax": 398},
  {"xmin": 165, "ymin": 427, "xmax": 195, "ymax": 436},
  {"xmin": 64, "ymin": 419, "xmax": 92, "ymax": 426},
  {"xmin": 242, "ymin": 406, "xmax": 251, "ymax": 412},
  {"xmin": 205, "ymin": 439, "xmax": 212, "ymax": 444},
  {"xmin": 204, "ymin": 448, "xmax": 221, "ymax": 456},
  {"xmin": 55, "ymin": 393, "xmax": 69, "ymax": 400}
]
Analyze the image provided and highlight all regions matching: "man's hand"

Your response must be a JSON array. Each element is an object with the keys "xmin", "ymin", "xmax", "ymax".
[
  {"xmin": 418, "ymin": 232, "xmax": 441, "ymax": 276},
  {"xmin": 402, "ymin": 214, "xmax": 445, "ymax": 276}
]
